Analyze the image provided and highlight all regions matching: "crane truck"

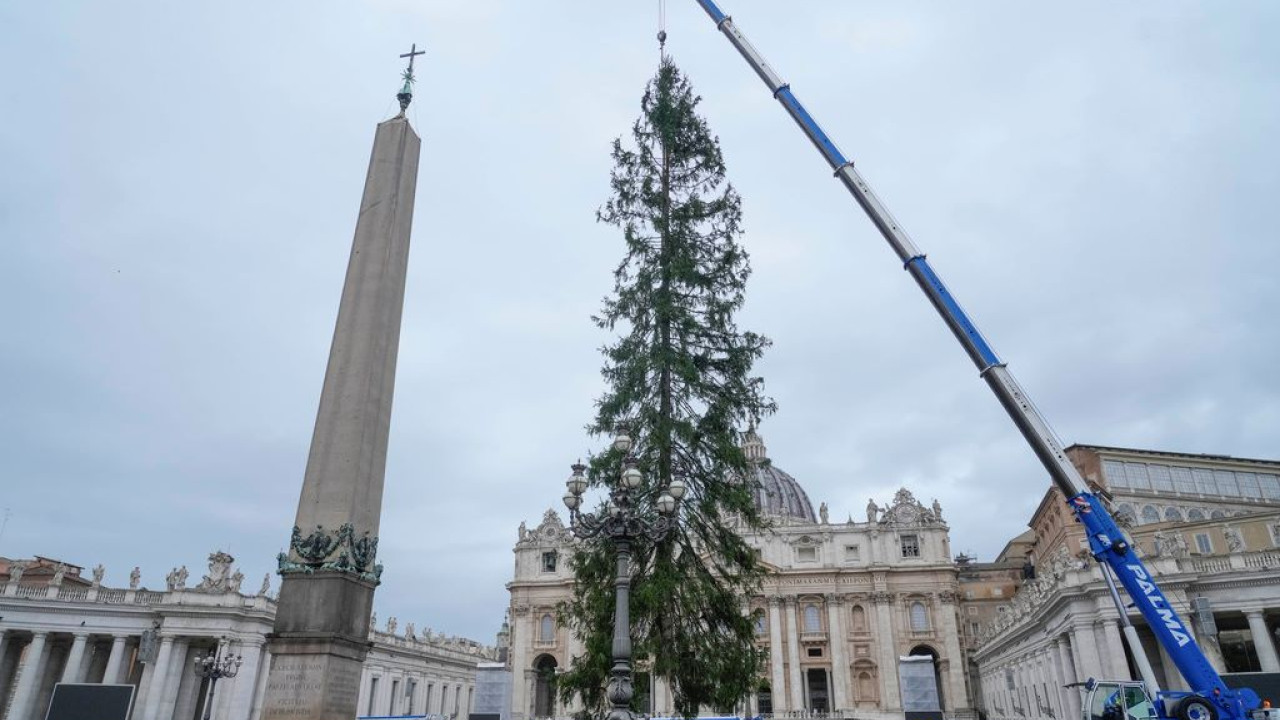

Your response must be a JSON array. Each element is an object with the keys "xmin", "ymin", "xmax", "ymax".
[{"xmin": 689, "ymin": 3, "xmax": 1273, "ymax": 720}]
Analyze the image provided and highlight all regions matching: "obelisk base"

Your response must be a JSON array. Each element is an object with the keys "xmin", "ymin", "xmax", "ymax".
[{"xmin": 262, "ymin": 572, "xmax": 376, "ymax": 719}]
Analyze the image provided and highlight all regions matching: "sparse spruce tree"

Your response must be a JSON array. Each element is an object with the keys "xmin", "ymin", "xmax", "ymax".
[{"xmin": 558, "ymin": 57, "xmax": 775, "ymax": 719}]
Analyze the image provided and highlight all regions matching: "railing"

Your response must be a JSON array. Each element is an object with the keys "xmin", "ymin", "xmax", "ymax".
[
  {"xmin": 1243, "ymin": 551, "xmax": 1280, "ymax": 569},
  {"xmin": 57, "ymin": 587, "xmax": 89, "ymax": 601},
  {"xmin": 133, "ymin": 590, "xmax": 166, "ymax": 604},
  {"xmin": 15, "ymin": 585, "xmax": 45, "ymax": 598},
  {"xmin": 98, "ymin": 588, "xmax": 127, "ymax": 603},
  {"xmin": 1184, "ymin": 556, "xmax": 1232, "ymax": 573}
]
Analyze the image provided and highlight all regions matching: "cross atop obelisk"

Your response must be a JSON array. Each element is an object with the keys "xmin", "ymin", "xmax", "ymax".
[{"xmin": 396, "ymin": 43, "xmax": 425, "ymax": 115}]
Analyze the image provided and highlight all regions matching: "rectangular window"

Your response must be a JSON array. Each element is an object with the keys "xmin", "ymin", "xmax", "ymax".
[
  {"xmin": 901, "ymin": 534, "xmax": 920, "ymax": 558},
  {"xmin": 797, "ymin": 546, "xmax": 818, "ymax": 562},
  {"xmin": 1171, "ymin": 466, "xmax": 1197, "ymax": 494},
  {"xmin": 844, "ymin": 544, "xmax": 860, "ymax": 562},
  {"xmin": 965, "ymin": 590, "xmax": 975, "ymax": 600},
  {"xmin": 542, "ymin": 551, "xmax": 558, "ymax": 573},
  {"xmin": 1125, "ymin": 463, "xmax": 1152, "ymax": 490},
  {"xmin": 1215, "ymin": 470, "xmax": 1240, "ymax": 497},
  {"xmin": 1193, "ymin": 468, "xmax": 1217, "ymax": 495},
  {"xmin": 970, "ymin": 622, "xmax": 981, "ymax": 635},
  {"xmin": 967, "ymin": 605, "xmax": 978, "ymax": 616},
  {"xmin": 993, "ymin": 587, "xmax": 1004, "ymax": 597},
  {"xmin": 1238, "ymin": 472, "xmax": 1262, "ymax": 499},
  {"xmin": 807, "ymin": 647, "xmax": 823, "ymax": 658},
  {"xmin": 1195, "ymin": 533, "xmax": 1213, "ymax": 554},
  {"xmin": 1262, "ymin": 474, "xmax": 1280, "ymax": 500},
  {"xmin": 369, "ymin": 678, "xmax": 380, "ymax": 716},
  {"xmin": 1104, "ymin": 460, "xmax": 1129, "ymax": 489},
  {"xmin": 1148, "ymin": 464, "xmax": 1174, "ymax": 492}
]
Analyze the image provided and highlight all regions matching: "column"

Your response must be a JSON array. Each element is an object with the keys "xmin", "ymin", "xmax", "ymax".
[
  {"xmin": 1059, "ymin": 637, "xmax": 1081, "ymax": 718},
  {"xmin": 1070, "ymin": 622, "xmax": 1101, "ymax": 686},
  {"xmin": 60, "ymin": 633, "xmax": 90, "ymax": 684},
  {"xmin": 826, "ymin": 596, "xmax": 849, "ymax": 712},
  {"xmin": 1100, "ymin": 619, "xmax": 1130, "ymax": 680},
  {"xmin": 937, "ymin": 594, "xmax": 967, "ymax": 710},
  {"xmin": 103, "ymin": 635, "xmax": 129, "ymax": 685},
  {"xmin": 873, "ymin": 594, "xmax": 901, "ymax": 711},
  {"xmin": 784, "ymin": 598, "xmax": 804, "ymax": 710},
  {"xmin": 767, "ymin": 598, "xmax": 787, "ymax": 712},
  {"xmin": 1049, "ymin": 639, "xmax": 1070, "ymax": 719},
  {"xmin": 1247, "ymin": 611, "xmax": 1280, "ymax": 672},
  {"xmin": 228, "ymin": 640, "xmax": 266, "ymax": 720},
  {"xmin": 509, "ymin": 608, "xmax": 530, "ymax": 720},
  {"xmin": 8, "ymin": 632, "xmax": 50, "ymax": 720},
  {"xmin": 142, "ymin": 635, "xmax": 176, "ymax": 720},
  {"xmin": 160, "ymin": 638, "xmax": 191, "ymax": 720}
]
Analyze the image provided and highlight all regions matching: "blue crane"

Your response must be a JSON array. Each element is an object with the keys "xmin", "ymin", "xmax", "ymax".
[{"xmin": 690, "ymin": 3, "xmax": 1266, "ymax": 720}]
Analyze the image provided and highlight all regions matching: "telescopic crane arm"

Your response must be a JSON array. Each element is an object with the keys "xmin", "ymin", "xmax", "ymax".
[{"xmin": 690, "ymin": 2, "xmax": 1260, "ymax": 718}]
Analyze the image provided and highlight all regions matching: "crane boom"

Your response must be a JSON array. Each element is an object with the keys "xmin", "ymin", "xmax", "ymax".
[{"xmin": 692, "ymin": 2, "xmax": 1261, "ymax": 718}]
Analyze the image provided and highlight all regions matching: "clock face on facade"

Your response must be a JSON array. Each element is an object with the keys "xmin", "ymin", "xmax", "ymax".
[{"xmin": 896, "ymin": 506, "xmax": 918, "ymax": 524}]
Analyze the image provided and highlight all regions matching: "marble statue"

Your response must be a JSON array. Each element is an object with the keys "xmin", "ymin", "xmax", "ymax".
[
  {"xmin": 259, "ymin": 573, "xmax": 271, "ymax": 596},
  {"xmin": 1223, "ymin": 526, "xmax": 1244, "ymax": 552},
  {"xmin": 932, "ymin": 498, "xmax": 943, "ymax": 520},
  {"xmin": 9, "ymin": 560, "xmax": 27, "ymax": 583},
  {"xmin": 92, "ymin": 564, "xmax": 105, "ymax": 587},
  {"xmin": 405, "ymin": 622, "xmax": 416, "ymax": 640},
  {"xmin": 387, "ymin": 616, "xmax": 397, "ymax": 634},
  {"xmin": 370, "ymin": 611, "xmax": 377, "ymax": 630},
  {"xmin": 50, "ymin": 563, "xmax": 66, "ymax": 586},
  {"xmin": 229, "ymin": 570, "xmax": 244, "ymax": 593},
  {"xmin": 518, "ymin": 521, "xmax": 527, "ymax": 541},
  {"xmin": 819, "ymin": 502, "xmax": 829, "ymax": 524},
  {"xmin": 866, "ymin": 499, "xmax": 879, "ymax": 523},
  {"xmin": 130, "ymin": 566, "xmax": 141, "ymax": 589},
  {"xmin": 197, "ymin": 551, "xmax": 235, "ymax": 591}
]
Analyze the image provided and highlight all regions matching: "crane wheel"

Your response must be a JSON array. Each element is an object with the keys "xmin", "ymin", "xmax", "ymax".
[{"xmin": 1175, "ymin": 697, "xmax": 1219, "ymax": 720}]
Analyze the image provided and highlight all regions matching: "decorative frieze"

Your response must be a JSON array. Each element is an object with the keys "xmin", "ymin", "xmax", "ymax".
[{"xmin": 277, "ymin": 523, "xmax": 383, "ymax": 583}]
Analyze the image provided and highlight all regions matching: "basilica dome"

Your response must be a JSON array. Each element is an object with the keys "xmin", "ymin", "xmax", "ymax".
[{"xmin": 742, "ymin": 429, "xmax": 816, "ymax": 523}]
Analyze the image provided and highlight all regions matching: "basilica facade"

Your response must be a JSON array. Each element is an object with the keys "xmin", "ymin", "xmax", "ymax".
[{"xmin": 506, "ymin": 431, "xmax": 972, "ymax": 720}]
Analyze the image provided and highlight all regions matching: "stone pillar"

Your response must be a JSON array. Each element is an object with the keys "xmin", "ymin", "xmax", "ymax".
[
  {"xmin": 103, "ymin": 635, "xmax": 129, "ymax": 685},
  {"xmin": 229, "ymin": 640, "xmax": 266, "ymax": 720},
  {"xmin": 159, "ymin": 638, "xmax": 190, "ymax": 720},
  {"xmin": 1100, "ymin": 619, "xmax": 1130, "ymax": 680},
  {"xmin": 1059, "ymin": 636, "xmax": 1081, "ymax": 718},
  {"xmin": 937, "ymin": 593, "xmax": 968, "ymax": 710},
  {"xmin": 826, "ymin": 596, "xmax": 849, "ymax": 712},
  {"xmin": 1070, "ymin": 622, "xmax": 1101, "ymax": 686},
  {"xmin": 264, "ymin": 112, "xmax": 421, "ymax": 720},
  {"xmin": 60, "ymin": 633, "xmax": 90, "ymax": 684},
  {"xmin": 509, "ymin": 607, "xmax": 530, "ymax": 720},
  {"xmin": 873, "ymin": 593, "xmax": 901, "ymax": 711},
  {"xmin": 1246, "ymin": 611, "xmax": 1280, "ymax": 673},
  {"xmin": 784, "ymin": 598, "xmax": 804, "ymax": 710},
  {"xmin": 143, "ymin": 635, "xmax": 177, "ymax": 720},
  {"xmin": 8, "ymin": 632, "xmax": 50, "ymax": 720},
  {"xmin": 767, "ymin": 598, "xmax": 787, "ymax": 712}
]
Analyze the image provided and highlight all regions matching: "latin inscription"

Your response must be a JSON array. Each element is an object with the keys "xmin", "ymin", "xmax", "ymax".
[{"xmin": 263, "ymin": 656, "xmax": 364, "ymax": 719}]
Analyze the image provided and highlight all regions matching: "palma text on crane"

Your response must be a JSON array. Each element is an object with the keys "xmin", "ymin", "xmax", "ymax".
[{"xmin": 1127, "ymin": 564, "xmax": 1191, "ymax": 647}]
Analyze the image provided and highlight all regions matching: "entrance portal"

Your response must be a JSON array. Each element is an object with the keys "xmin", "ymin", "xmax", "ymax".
[{"xmin": 533, "ymin": 654, "xmax": 558, "ymax": 718}]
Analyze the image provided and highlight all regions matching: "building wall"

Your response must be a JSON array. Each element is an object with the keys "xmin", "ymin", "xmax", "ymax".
[
  {"xmin": 507, "ymin": 489, "xmax": 971, "ymax": 720},
  {"xmin": 970, "ymin": 444, "xmax": 1280, "ymax": 720}
]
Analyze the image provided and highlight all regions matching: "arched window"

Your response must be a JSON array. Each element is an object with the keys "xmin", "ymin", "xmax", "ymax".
[
  {"xmin": 1141, "ymin": 505, "xmax": 1161, "ymax": 524},
  {"xmin": 1164, "ymin": 507, "xmax": 1184, "ymax": 522},
  {"xmin": 803, "ymin": 604, "xmax": 821, "ymax": 633},
  {"xmin": 910, "ymin": 602, "xmax": 930, "ymax": 631},
  {"xmin": 856, "ymin": 670, "xmax": 876, "ymax": 702},
  {"xmin": 754, "ymin": 614, "xmax": 767, "ymax": 636},
  {"xmin": 851, "ymin": 605, "xmax": 867, "ymax": 632},
  {"xmin": 1188, "ymin": 509, "xmax": 1206, "ymax": 521},
  {"xmin": 1210, "ymin": 509, "xmax": 1226, "ymax": 519},
  {"xmin": 1117, "ymin": 504, "xmax": 1136, "ymax": 523},
  {"xmin": 539, "ymin": 614, "xmax": 554, "ymax": 642}
]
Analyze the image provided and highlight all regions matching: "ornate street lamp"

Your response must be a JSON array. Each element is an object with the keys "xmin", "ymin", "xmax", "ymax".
[
  {"xmin": 563, "ymin": 425, "xmax": 685, "ymax": 720},
  {"xmin": 192, "ymin": 639, "xmax": 243, "ymax": 720}
]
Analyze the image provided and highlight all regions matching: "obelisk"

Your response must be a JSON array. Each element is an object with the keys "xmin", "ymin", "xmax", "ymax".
[{"xmin": 262, "ymin": 46, "xmax": 424, "ymax": 720}]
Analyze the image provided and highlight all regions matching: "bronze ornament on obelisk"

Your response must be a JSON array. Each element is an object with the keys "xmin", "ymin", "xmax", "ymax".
[{"xmin": 262, "ymin": 50, "xmax": 423, "ymax": 720}]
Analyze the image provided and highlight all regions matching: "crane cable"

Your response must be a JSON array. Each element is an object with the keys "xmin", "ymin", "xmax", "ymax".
[{"xmin": 657, "ymin": 0, "xmax": 667, "ymax": 56}]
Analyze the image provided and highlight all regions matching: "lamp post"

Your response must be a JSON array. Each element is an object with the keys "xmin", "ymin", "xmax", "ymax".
[
  {"xmin": 192, "ymin": 639, "xmax": 243, "ymax": 720},
  {"xmin": 563, "ymin": 425, "xmax": 687, "ymax": 720}
]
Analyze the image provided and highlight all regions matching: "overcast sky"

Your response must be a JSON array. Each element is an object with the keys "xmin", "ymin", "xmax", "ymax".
[{"xmin": 2, "ymin": 2, "xmax": 1277, "ymax": 644}]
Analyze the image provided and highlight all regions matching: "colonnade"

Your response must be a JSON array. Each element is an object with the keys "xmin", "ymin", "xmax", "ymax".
[{"xmin": 0, "ymin": 628, "xmax": 266, "ymax": 720}]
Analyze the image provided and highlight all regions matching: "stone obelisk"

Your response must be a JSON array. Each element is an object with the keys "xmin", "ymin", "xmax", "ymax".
[{"xmin": 262, "ymin": 47, "xmax": 424, "ymax": 720}]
